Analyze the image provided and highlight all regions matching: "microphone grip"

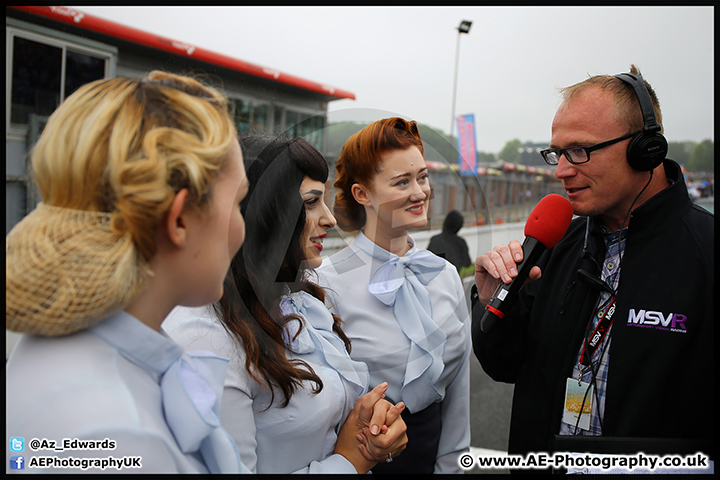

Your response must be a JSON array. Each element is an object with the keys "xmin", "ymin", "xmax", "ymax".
[
  {"xmin": 479, "ymin": 236, "xmax": 546, "ymax": 333},
  {"xmin": 479, "ymin": 305, "xmax": 503, "ymax": 333}
]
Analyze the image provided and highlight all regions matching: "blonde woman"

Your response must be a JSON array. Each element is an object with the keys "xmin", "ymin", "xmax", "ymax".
[{"xmin": 6, "ymin": 72, "xmax": 248, "ymax": 473}]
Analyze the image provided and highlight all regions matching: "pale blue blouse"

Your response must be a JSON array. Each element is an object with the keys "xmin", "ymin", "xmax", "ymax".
[
  {"xmin": 164, "ymin": 290, "xmax": 370, "ymax": 474},
  {"xmin": 317, "ymin": 231, "xmax": 472, "ymax": 473},
  {"xmin": 5, "ymin": 311, "xmax": 244, "ymax": 473}
]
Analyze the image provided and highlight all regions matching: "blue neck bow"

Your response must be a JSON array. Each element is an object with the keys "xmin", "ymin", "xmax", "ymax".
[
  {"xmin": 90, "ymin": 312, "xmax": 243, "ymax": 473},
  {"xmin": 160, "ymin": 351, "xmax": 243, "ymax": 473},
  {"xmin": 362, "ymin": 235, "xmax": 448, "ymax": 412},
  {"xmin": 281, "ymin": 291, "xmax": 369, "ymax": 402}
]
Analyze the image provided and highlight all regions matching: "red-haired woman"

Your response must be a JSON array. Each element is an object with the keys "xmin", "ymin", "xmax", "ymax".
[{"xmin": 318, "ymin": 117, "xmax": 471, "ymax": 473}]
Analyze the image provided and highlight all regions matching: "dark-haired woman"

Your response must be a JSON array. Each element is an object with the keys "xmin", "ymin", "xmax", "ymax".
[
  {"xmin": 165, "ymin": 136, "xmax": 406, "ymax": 474},
  {"xmin": 317, "ymin": 118, "xmax": 471, "ymax": 474}
]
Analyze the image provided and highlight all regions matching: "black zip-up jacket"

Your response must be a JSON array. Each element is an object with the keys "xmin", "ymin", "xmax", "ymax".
[{"xmin": 472, "ymin": 160, "xmax": 714, "ymax": 465}]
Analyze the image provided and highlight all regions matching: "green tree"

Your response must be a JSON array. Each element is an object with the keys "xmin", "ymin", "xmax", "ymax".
[
  {"xmin": 477, "ymin": 151, "xmax": 498, "ymax": 163},
  {"xmin": 417, "ymin": 123, "xmax": 458, "ymax": 164},
  {"xmin": 688, "ymin": 139, "xmax": 714, "ymax": 172},
  {"xmin": 666, "ymin": 141, "xmax": 695, "ymax": 166},
  {"xmin": 325, "ymin": 121, "xmax": 367, "ymax": 155},
  {"xmin": 419, "ymin": 124, "xmax": 499, "ymax": 166},
  {"xmin": 499, "ymin": 139, "xmax": 523, "ymax": 163}
]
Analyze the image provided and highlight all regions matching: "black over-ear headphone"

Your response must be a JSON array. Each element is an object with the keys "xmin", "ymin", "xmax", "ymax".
[{"xmin": 613, "ymin": 72, "xmax": 668, "ymax": 171}]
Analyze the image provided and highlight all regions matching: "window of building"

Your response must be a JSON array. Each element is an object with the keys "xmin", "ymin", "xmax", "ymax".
[
  {"xmin": 232, "ymin": 98, "xmax": 268, "ymax": 134},
  {"xmin": 7, "ymin": 27, "xmax": 113, "ymax": 133},
  {"xmin": 6, "ymin": 25, "xmax": 115, "ymax": 233},
  {"xmin": 284, "ymin": 109, "xmax": 325, "ymax": 151}
]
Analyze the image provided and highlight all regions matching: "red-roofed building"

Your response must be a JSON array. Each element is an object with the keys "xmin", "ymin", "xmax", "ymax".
[{"xmin": 6, "ymin": 6, "xmax": 355, "ymax": 232}]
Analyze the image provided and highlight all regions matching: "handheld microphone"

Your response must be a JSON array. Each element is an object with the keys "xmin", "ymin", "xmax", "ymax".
[{"xmin": 479, "ymin": 194, "xmax": 574, "ymax": 333}]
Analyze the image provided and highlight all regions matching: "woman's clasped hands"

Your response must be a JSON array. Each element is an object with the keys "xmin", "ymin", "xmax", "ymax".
[{"xmin": 334, "ymin": 382, "xmax": 408, "ymax": 473}]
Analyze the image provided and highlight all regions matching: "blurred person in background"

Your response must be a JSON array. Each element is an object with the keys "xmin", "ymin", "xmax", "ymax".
[{"xmin": 428, "ymin": 209, "xmax": 473, "ymax": 276}]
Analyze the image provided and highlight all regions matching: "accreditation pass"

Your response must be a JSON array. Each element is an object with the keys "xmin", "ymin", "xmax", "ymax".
[{"xmin": 562, "ymin": 378, "xmax": 593, "ymax": 431}]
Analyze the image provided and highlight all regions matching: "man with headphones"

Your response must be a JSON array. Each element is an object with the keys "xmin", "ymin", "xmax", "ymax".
[{"xmin": 471, "ymin": 65, "xmax": 714, "ymax": 472}]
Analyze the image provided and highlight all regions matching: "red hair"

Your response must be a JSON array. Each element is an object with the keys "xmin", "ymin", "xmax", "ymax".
[{"xmin": 333, "ymin": 117, "xmax": 424, "ymax": 231}]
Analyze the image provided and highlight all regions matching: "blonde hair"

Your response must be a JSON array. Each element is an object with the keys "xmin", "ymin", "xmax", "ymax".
[
  {"xmin": 7, "ymin": 71, "xmax": 236, "ymax": 335},
  {"xmin": 559, "ymin": 64, "xmax": 663, "ymax": 134}
]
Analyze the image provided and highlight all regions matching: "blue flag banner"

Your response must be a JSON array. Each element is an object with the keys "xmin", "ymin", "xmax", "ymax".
[{"xmin": 456, "ymin": 114, "xmax": 477, "ymax": 176}]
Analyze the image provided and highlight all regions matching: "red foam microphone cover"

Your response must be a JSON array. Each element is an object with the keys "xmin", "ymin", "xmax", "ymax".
[{"xmin": 524, "ymin": 194, "xmax": 574, "ymax": 248}]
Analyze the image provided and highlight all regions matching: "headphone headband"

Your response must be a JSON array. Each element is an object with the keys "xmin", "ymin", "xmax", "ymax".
[
  {"xmin": 614, "ymin": 73, "xmax": 661, "ymax": 133},
  {"xmin": 613, "ymin": 71, "xmax": 667, "ymax": 171}
]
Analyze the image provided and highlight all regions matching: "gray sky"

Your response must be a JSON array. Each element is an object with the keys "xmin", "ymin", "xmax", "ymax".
[{"xmin": 71, "ymin": 6, "xmax": 713, "ymax": 154}]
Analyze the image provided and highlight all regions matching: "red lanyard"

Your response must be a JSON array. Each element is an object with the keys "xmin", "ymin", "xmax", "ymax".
[{"xmin": 580, "ymin": 297, "xmax": 616, "ymax": 366}]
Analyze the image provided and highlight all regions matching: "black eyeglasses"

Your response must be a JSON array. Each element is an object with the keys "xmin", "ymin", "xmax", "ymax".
[{"xmin": 540, "ymin": 132, "xmax": 638, "ymax": 166}]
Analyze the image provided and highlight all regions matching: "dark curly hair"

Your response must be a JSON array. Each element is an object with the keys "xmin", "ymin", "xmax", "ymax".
[{"xmin": 214, "ymin": 135, "xmax": 350, "ymax": 408}]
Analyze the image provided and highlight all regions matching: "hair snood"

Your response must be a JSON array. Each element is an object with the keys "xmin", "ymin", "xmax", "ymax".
[
  {"xmin": 6, "ymin": 71, "xmax": 236, "ymax": 336},
  {"xmin": 333, "ymin": 117, "xmax": 424, "ymax": 232}
]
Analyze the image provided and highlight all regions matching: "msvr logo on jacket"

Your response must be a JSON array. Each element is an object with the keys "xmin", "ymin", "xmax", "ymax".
[{"xmin": 627, "ymin": 309, "xmax": 687, "ymax": 333}]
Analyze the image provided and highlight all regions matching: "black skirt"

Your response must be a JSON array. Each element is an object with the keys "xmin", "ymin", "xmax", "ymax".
[{"xmin": 370, "ymin": 400, "xmax": 443, "ymax": 474}]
